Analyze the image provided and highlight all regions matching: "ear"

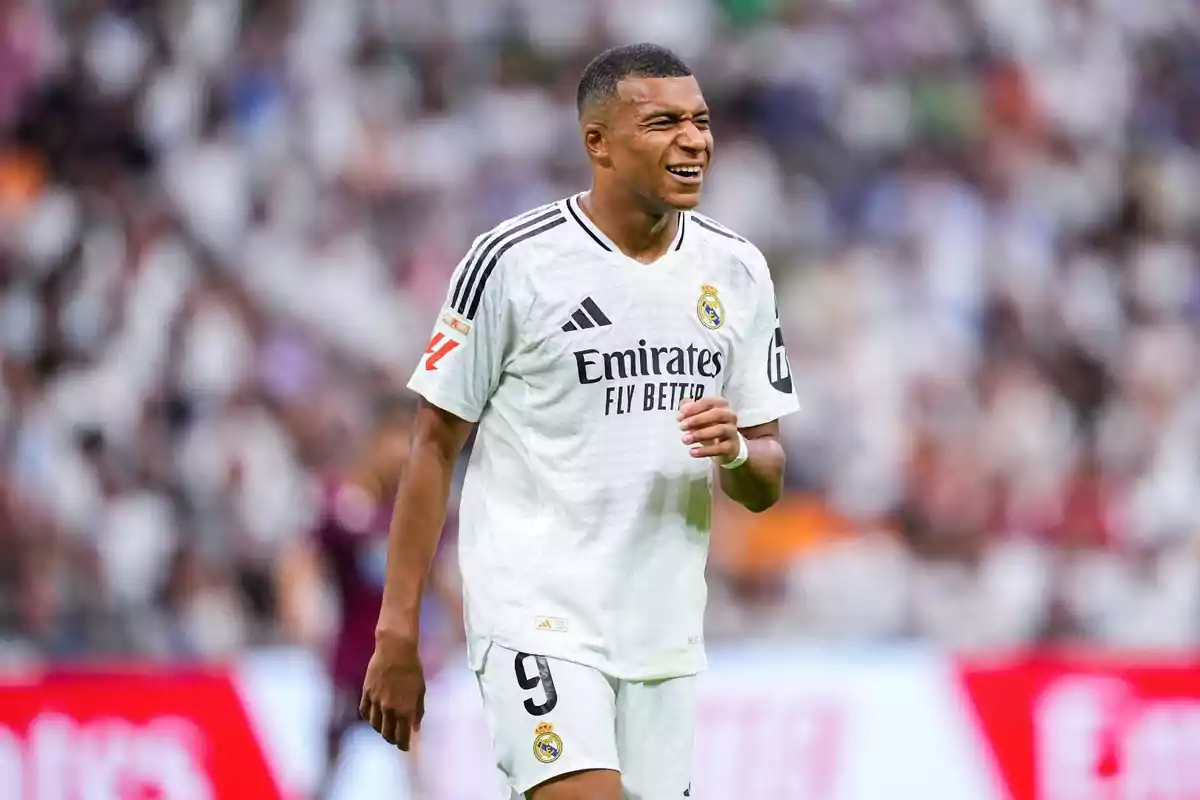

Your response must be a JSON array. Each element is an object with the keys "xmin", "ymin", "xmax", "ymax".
[{"xmin": 582, "ymin": 121, "xmax": 612, "ymax": 169}]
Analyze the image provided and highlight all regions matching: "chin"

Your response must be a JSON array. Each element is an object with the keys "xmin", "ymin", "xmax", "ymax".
[{"xmin": 658, "ymin": 189, "xmax": 703, "ymax": 211}]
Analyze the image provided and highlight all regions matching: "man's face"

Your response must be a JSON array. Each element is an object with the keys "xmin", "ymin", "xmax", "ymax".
[{"xmin": 600, "ymin": 75, "xmax": 712, "ymax": 211}]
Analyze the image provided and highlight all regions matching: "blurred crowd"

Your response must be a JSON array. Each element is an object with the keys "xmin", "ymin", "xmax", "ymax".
[{"xmin": 1, "ymin": 0, "xmax": 1200, "ymax": 664}]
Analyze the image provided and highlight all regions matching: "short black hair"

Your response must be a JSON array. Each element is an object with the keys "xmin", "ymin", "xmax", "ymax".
[{"xmin": 576, "ymin": 43, "xmax": 693, "ymax": 117}]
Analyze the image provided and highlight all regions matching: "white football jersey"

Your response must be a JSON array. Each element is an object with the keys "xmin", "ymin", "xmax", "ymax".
[{"xmin": 408, "ymin": 194, "xmax": 799, "ymax": 680}]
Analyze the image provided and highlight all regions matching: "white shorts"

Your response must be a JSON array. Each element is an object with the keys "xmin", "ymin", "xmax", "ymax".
[{"xmin": 475, "ymin": 643, "xmax": 696, "ymax": 799}]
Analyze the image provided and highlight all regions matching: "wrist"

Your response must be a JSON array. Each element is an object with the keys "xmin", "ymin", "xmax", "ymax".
[
  {"xmin": 720, "ymin": 432, "xmax": 750, "ymax": 470},
  {"xmin": 375, "ymin": 624, "xmax": 420, "ymax": 649},
  {"xmin": 375, "ymin": 607, "xmax": 421, "ymax": 644}
]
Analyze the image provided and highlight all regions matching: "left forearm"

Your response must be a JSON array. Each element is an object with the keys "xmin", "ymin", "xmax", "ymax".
[{"xmin": 719, "ymin": 434, "xmax": 785, "ymax": 513}]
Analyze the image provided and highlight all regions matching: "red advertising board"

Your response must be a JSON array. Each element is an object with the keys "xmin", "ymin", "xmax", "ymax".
[
  {"xmin": 960, "ymin": 656, "xmax": 1200, "ymax": 800},
  {"xmin": 0, "ymin": 668, "xmax": 282, "ymax": 800},
  {"xmin": 7, "ymin": 650, "xmax": 1200, "ymax": 800}
]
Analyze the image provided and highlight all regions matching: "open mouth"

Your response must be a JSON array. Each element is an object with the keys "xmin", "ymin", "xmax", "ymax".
[{"xmin": 666, "ymin": 165, "xmax": 704, "ymax": 183}]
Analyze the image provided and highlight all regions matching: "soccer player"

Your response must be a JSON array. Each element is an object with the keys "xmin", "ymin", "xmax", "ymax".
[{"xmin": 360, "ymin": 43, "xmax": 798, "ymax": 799}]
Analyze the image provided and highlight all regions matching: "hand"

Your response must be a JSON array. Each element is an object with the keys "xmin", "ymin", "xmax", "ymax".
[
  {"xmin": 359, "ymin": 631, "xmax": 425, "ymax": 751},
  {"xmin": 678, "ymin": 397, "xmax": 741, "ymax": 465}
]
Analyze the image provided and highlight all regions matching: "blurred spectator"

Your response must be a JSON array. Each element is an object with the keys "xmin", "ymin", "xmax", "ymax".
[{"xmin": 3, "ymin": 0, "xmax": 1200, "ymax": 674}]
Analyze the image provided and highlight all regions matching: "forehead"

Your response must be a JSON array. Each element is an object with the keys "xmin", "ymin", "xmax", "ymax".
[{"xmin": 614, "ymin": 75, "xmax": 706, "ymax": 116}]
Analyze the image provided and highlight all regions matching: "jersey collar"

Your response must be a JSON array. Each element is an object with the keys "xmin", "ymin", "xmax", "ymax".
[{"xmin": 565, "ymin": 194, "xmax": 687, "ymax": 261}]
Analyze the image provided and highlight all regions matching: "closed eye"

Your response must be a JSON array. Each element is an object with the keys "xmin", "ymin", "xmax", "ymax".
[{"xmin": 642, "ymin": 111, "xmax": 710, "ymax": 130}]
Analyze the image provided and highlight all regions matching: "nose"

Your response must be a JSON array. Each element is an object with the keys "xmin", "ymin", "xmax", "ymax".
[{"xmin": 677, "ymin": 121, "xmax": 706, "ymax": 154}]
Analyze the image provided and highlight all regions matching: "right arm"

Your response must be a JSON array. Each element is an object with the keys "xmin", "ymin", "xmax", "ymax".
[
  {"xmin": 374, "ymin": 400, "xmax": 472, "ymax": 646},
  {"xmin": 361, "ymin": 231, "xmax": 517, "ymax": 750}
]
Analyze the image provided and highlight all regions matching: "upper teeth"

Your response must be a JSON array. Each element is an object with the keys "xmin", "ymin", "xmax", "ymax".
[{"xmin": 671, "ymin": 166, "xmax": 701, "ymax": 174}]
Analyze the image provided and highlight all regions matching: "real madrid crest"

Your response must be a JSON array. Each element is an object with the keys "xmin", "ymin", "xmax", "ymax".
[
  {"xmin": 697, "ymin": 283, "xmax": 724, "ymax": 330},
  {"xmin": 533, "ymin": 722, "xmax": 563, "ymax": 764}
]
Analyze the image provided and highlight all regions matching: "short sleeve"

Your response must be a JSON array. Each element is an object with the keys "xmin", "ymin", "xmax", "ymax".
[
  {"xmin": 725, "ymin": 261, "xmax": 800, "ymax": 428},
  {"xmin": 406, "ymin": 241, "xmax": 517, "ymax": 423}
]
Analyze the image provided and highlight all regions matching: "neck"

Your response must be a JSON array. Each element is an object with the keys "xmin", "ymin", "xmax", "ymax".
[{"xmin": 580, "ymin": 184, "xmax": 678, "ymax": 263}]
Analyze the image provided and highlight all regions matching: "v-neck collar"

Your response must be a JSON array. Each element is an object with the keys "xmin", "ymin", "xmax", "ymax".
[{"xmin": 565, "ymin": 193, "xmax": 687, "ymax": 265}]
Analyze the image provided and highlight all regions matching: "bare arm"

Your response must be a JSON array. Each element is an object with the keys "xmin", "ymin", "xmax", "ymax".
[
  {"xmin": 717, "ymin": 420, "xmax": 785, "ymax": 513},
  {"xmin": 375, "ymin": 399, "xmax": 474, "ymax": 645},
  {"xmin": 363, "ymin": 235, "xmax": 511, "ymax": 751}
]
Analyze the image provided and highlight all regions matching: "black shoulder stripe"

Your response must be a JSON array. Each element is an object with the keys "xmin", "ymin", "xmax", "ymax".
[
  {"xmin": 450, "ymin": 239, "xmax": 486, "ymax": 311},
  {"xmin": 449, "ymin": 203, "xmax": 558, "ymax": 310},
  {"xmin": 566, "ymin": 197, "xmax": 612, "ymax": 252},
  {"xmin": 692, "ymin": 215, "xmax": 746, "ymax": 243},
  {"xmin": 465, "ymin": 216, "xmax": 567, "ymax": 320},
  {"xmin": 453, "ymin": 208, "xmax": 563, "ymax": 315}
]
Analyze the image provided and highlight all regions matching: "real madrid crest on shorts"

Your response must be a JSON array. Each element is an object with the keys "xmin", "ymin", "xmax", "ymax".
[
  {"xmin": 532, "ymin": 721, "xmax": 563, "ymax": 763},
  {"xmin": 697, "ymin": 284, "xmax": 724, "ymax": 330}
]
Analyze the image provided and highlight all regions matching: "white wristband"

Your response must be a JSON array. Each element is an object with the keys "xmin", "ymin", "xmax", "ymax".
[{"xmin": 720, "ymin": 432, "xmax": 750, "ymax": 470}]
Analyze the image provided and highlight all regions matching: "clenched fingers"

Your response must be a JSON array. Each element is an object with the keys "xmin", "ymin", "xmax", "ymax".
[
  {"xmin": 678, "ymin": 396, "xmax": 729, "ymax": 419},
  {"xmin": 689, "ymin": 440, "xmax": 741, "ymax": 459},
  {"xmin": 680, "ymin": 407, "xmax": 736, "ymax": 431},
  {"xmin": 682, "ymin": 423, "xmax": 738, "ymax": 447}
]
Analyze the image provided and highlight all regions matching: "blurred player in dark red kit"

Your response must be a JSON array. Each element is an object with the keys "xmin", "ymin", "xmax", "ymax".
[{"xmin": 278, "ymin": 397, "xmax": 461, "ymax": 800}]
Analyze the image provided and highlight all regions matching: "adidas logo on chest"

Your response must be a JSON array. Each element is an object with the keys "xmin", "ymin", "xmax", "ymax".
[{"xmin": 561, "ymin": 296, "xmax": 612, "ymax": 332}]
